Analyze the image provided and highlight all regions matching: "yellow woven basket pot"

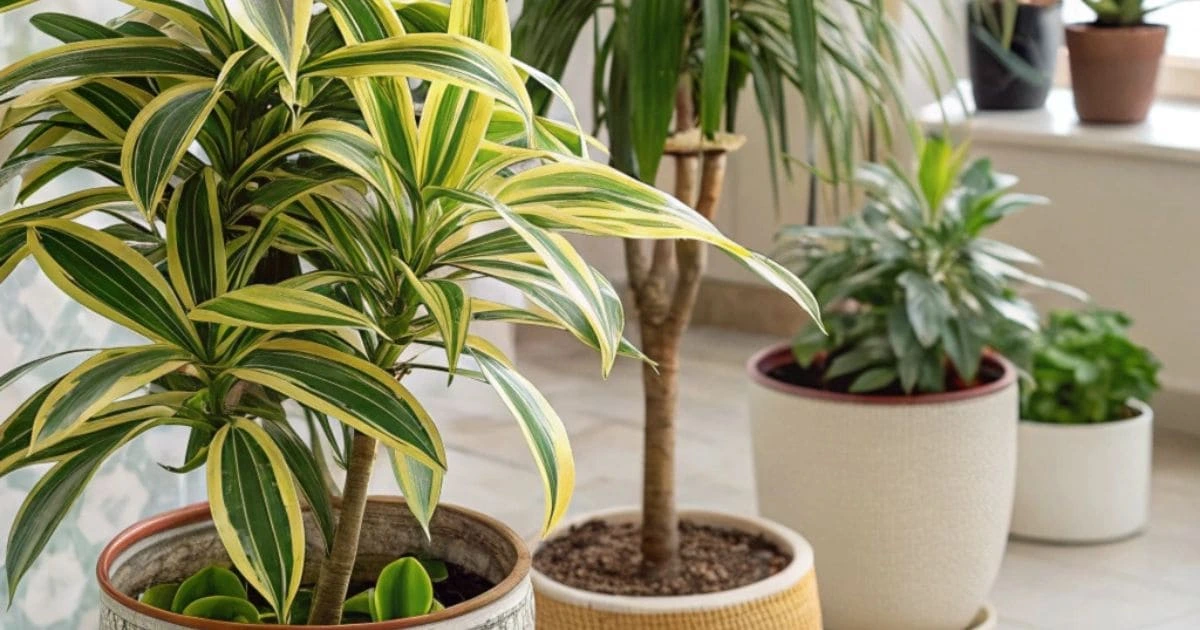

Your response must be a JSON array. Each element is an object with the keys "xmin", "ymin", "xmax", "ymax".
[{"xmin": 531, "ymin": 508, "xmax": 822, "ymax": 630}]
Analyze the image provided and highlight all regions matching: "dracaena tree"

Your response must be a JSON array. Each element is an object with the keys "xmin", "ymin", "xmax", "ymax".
[
  {"xmin": 0, "ymin": 0, "xmax": 819, "ymax": 624},
  {"xmin": 513, "ymin": 0, "xmax": 945, "ymax": 577}
]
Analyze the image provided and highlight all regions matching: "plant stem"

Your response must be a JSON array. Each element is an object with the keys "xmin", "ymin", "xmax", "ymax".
[{"xmin": 307, "ymin": 431, "xmax": 378, "ymax": 624}]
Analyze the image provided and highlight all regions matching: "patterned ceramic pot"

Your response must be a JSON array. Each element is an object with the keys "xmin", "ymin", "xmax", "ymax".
[
  {"xmin": 531, "ymin": 507, "xmax": 822, "ymax": 630},
  {"xmin": 97, "ymin": 498, "xmax": 534, "ymax": 629},
  {"xmin": 748, "ymin": 344, "xmax": 1018, "ymax": 630}
]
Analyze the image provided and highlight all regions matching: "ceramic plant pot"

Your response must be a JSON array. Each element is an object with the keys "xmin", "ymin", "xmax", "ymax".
[
  {"xmin": 97, "ymin": 498, "xmax": 534, "ymax": 629},
  {"xmin": 747, "ymin": 344, "xmax": 1018, "ymax": 630},
  {"xmin": 531, "ymin": 508, "xmax": 822, "ymax": 630},
  {"xmin": 968, "ymin": 0, "xmax": 1063, "ymax": 110},
  {"xmin": 1066, "ymin": 23, "xmax": 1168, "ymax": 123},
  {"xmin": 1012, "ymin": 400, "xmax": 1153, "ymax": 543}
]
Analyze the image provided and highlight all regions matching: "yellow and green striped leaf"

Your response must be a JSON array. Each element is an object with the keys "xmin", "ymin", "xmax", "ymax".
[
  {"xmin": 0, "ymin": 38, "xmax": 218, "ymax": 97},
  {"xmin": 228, "ymin": 339, "xmax": 445, "ymax": 468},
  {"xmin": 190, "ymin": 285, "xmax": 384, "ymax": 334},
  {"xmin": 121, "ymin": 0, "xmax": 234, "ymax": 57},
  {"xmin": 469, "ymin": 338, "xmax": 573, "ymax": 535},
  {"xmin": 27, "ymin": 221, "xmax": 202, "ymax": 352},
  {"xmin": 54, "ymin": 80, "xmax": 153, "ymax": 143},
  {"xmin": 301, "ymin": 32, "xmax": 534, "ymax": 126},
  {"xmin": 207, "ymin": 419, "xmax": 305, "ymax": 622},
  {"xmin": 224, "ymin": 0, "xmax": 312, "ymax": 88},
  {"xmin": 166, "ymin": 169, "xmax": 226, "ymax": 308},
  {"xmin": 400, "ymin": 263, "xmax": 470, "ymax": 375},
  {"xmin": 416, "ymin": 0, "xmax": 509, "ymax": 189},
  {"xmin": 390, "ymin": 448, "xmax": 443, "ymax": 539},
  {"xmin": 260, "ymin": 420, "xmax": 336, "ymax": 552},
  {"xmin": 30, "ymin": 344, "xmax": 191, "ymax": 449},
  {"xmin": 122, "ymin": 49, "xmax": 244, "ymax": 216},
  {"xmin": 0, "ymin": 186, "xmax": 131, "ymax": 227}
]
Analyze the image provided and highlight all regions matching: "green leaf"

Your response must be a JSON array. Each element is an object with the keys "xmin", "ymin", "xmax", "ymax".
[
  {"xmin": 207, "ymin": 419, "xmax": 306, "ymax": 622},
  {"xmin": 28, "ymin": 221, "xmax": 201, "ymax": 353},
  {"xmin": 31, "ymin": 345, "xmax": 191, "ymax": 449},
  {"xmin": 627, "ymin": 0, "xmax": 685, "ymax": 182},
  {"xmin": 139, "ymin": 583, "xmax": 180, "ymax": 611},
  {"xmin": 181, "ymin": 595, "xmax": 262, "ymax": 623},
  {"xmin": 191, "ymin": 285, "xmax": 384, "ymax": 334},
  {"xmin": 0, "ymin": 348, "xmax": 97, "ymax": 393},
  {"xmin": 6, "ymin": 441, "xmax": 116, "ymax": 601},
  {"xmin": 419, "ymin": 559, "xmax": 448, "ymax": 582},
  {"xmin": 170, "ymin": 566, "xmax": 247, "ymax": 613},
  {"xmin": 469, "ymin": 339, "xmax": 573, "ymax": 535},
  {"xmin": 260, "ymin": 420, "xmax": 336, "ymax": 553},
  {"xmin": 898, "ymin": 271, "xmax": 950, "ymax": 348},
  {"xmin": 390, "ymin": 448, "xmax": 443, "ymax": 539},
  {"xmin": 848, "ymin": 366, "xmax": 898, "ymax": 393},
  {"xmin": 344, "ymin": 588, "xmax": 373, "ymax": 616},
  {"xmin": 225, "ymin": 0, "xmax": 312, "ymax": 88},
  {"xmin": 373, "ymin": 557, "xmax": 434, "ymax": 620},
  {"xmin": 166, "ymin": 168, "xmax": 226, "ymax": 308},
  {"xmin": 0, "ymin": 38, "xmax": 217, "ymax": 98},
  {"xmin": 29, "ymin": 13, "xmax": 123, "ymax": 42},
  {"xmin": 699, "ymin": 0, "xmax": 731, "ymax": 137},
  {"xmin": 301, "ymin": 32, "xmax": 535, "ymax": 123},
  {"xmin": 229, "ymin": 339, "xmax": 445, "ymax": 468},
  {"xmin": 400, "ymin": 264, "xmax": 470, "ymax": 376}
]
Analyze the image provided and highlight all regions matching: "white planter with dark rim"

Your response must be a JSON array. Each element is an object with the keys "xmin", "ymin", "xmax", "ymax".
[
  {"xmin": 1012, "ymin": 400, "xmax": 1153, "ymax": 543},
  {"xmin": 747, "ymin": 344, "xmax": 1017, "ymax": 630},
  {"xmin": 530, "ymin": 507, "xmax": 823, "ymax": 629},
  {"xmin": 97, "ymin": 498, "xmax": 534, "ymax": 629}
]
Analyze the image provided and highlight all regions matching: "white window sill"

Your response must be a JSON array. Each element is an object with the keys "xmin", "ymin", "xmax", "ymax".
[{"xmin": 919, "ymin": 82, "xmax": 1200, "ymax": 166}]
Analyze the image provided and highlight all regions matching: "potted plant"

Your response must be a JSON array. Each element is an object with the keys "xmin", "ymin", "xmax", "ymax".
[
  {"xmin": 968, "ymin": 0, "xmax": 1064, "ymax": 110},
  {"xmin": 748, "ymin": 136, "xmax": 1084, "ymax": 629},
  {"xmin": 0, "ymin": 0, "xmax": 816, "ymax": 627},
  {"xmin": 1011, "ymin": 308, "xmax": 1161, "ymax": 543},
  {"xmin": 1066, "ymin": 0, "xmax": 1190, "ymax": 123},
  {"xmin": 512, "ymin": 1, "xmax": 948, "ymax": 627}
]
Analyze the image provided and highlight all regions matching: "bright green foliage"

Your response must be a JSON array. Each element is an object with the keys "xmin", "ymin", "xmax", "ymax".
[
  {"xmin": 170, "ymin": 566, "xmax": 247, "ymax": 614},
  {"xmin": 512, "ymin": 0, "xmax": 953, "ymax": 198},
  {"xmin": 138, "ymin": 583, "xmax": 180, "ymax": 610},
  {"xmin": 780, "ymin": 136, "xmax": 1084, "ymax": 395},
  {"xmin": 1080, "ymin": 0, "xmax": 1191, "ymax": 26},
  {"xmin": 343, "ymin": 556, "xmax": 446, "ymax": 622},
  {"xmin": 0, "ymin": 0, "xmax": 820, "ymax": 623},
  {"xmin": 1022, "ymin": 309, "xmax": 1161, "ymax": 423},
  {"xmin": 181, "ymin": 596, "xmax": 262, "ymax": 624}
]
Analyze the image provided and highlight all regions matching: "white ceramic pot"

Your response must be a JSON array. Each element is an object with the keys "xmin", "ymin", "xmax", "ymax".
[
  {"xmin": 98, "ymin": 498, "xmax": 533, "ymax": 629},
  {"xmin": 1011, "ymin": 400, "xmax": 1153, "ymax": 543},
  {"xmin": 530, "ymin": 507, "xmax": 823, "ymax": 629},
  {"xmin": 747, "ymin": 344, "xmax": 1018, "ymax": 630}
]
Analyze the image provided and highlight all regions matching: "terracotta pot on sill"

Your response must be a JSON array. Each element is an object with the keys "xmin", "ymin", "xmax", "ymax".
[{"xmin": 1066, "ymin": 23, "xmax": 1168, "ymax": 124}]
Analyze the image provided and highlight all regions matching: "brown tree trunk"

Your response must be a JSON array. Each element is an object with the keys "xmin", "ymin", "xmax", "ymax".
[
  {"xmin": 633, "ymin": 80, "xmax": 731, "ymax": 578},
  {"xmin": 307, "ymin": 431, "xmax": 378, "ymax": 624}
]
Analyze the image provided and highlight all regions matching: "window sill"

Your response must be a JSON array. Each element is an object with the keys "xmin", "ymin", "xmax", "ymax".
[{"xmin": 920, "ymin": 82, "xmax": 1200, "ymax": 166}]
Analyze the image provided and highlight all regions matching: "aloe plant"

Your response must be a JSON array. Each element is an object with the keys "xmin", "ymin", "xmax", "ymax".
[
  {"xmin": 0, "ymin": 0, "xmax": 819, "ymax": 624},
  {"xmin": 513, "ymin": 0, "xmax": 945, "ymax": 575},
  {"xmin": 1079, "ymin": 0, "xmax": 1193, "ymax": 26}
]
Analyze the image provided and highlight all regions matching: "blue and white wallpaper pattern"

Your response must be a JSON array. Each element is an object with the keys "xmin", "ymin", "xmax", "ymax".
[{"xmin": 0, "ymin": 2, "xmax": 206, "ymax": 627}]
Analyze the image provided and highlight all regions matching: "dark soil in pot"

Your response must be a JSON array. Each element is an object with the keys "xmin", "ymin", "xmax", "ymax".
[
  {"xmin": 967, "ymin": 0, "xmax": 1062, "ymax": 110},
  {"xmin": 533, "ymin": 520, "xmax": 790, "ymax": 596},
  {"xmin": 767, "ymin": 354, "xmax": 1005, "ymax": 396}
]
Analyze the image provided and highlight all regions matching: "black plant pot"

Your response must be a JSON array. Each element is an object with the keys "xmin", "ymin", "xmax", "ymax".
[{"xmin": 968, "ymin": 1, "xmax": 1063, "ymax": 111}]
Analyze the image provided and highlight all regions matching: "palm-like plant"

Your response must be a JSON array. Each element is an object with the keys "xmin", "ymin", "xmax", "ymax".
[
  {"xmin": 0, "ymin": 0, "xmax": 818, "ymax": 624},
  {"xmin": 513, "ymin": 0, "xmax": 946, "ymax": 576}
]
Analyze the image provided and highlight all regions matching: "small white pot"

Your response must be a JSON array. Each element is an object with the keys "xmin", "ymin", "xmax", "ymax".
[
  {"xmin": 747, "ymin": 344, "xmax": 1018, "ymax": 630},
  {"xmin": 1011, "ymin": 400, "xmax": 1153, "ymax": 543},
  {"xmin": 530, "ymin": 507, "xmax": 823, "ymax": 629}
]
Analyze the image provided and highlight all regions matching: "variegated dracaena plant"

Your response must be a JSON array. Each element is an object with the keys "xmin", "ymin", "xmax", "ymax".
[{"xmin": 0, "ymin": 0, "xmax": 820, "ymax": 623}]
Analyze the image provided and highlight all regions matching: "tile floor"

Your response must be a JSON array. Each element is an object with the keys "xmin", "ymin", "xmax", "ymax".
[{"xmin": 394, "ymin": 325, "xmax": 1200, "ymax": 630}]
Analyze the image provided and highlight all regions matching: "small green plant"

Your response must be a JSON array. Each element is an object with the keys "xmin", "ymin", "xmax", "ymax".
[
  {"xmin": 968, "ymin": 0, "xmax": 1053, "ymax": 86},
  {"xmin": 779, "ymin": 136, "xmax": 1084, "ymax": 394},
  {"xmin": 141, "ymin": 558, "xmax": 446, "ymax": 624},
  {"xmin": 1079, "ymin": 0, "xmax": 1193, "ymax": 26},
  {"xmin": 1022, "ymin": 309, "xmax": 1161, "ymax": 423}
]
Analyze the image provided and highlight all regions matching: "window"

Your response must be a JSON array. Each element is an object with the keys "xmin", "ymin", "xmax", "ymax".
[{"xmin": 1060, "ymin": 3, "xmax": 1200, "ymax": 100}]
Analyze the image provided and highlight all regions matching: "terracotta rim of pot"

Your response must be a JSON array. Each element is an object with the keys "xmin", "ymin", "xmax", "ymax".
[
  {"xmin": 1020, "ymin": 398, "xmax": 1152, "ymax": 430},
  {"xmin": 747, "ymin": 343, "xmax": 1016, "ymax": 405},
  {"xmin": 530, "ymin": 506, "xmax": 815, "ymax": 613},
  {"xmin": 96, "ymin": 497, "xmax": 531, "ymax": 629},
  {"xmin": 1066, "ymin": 22, "xmax": 1167, "ymax": 34}
]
